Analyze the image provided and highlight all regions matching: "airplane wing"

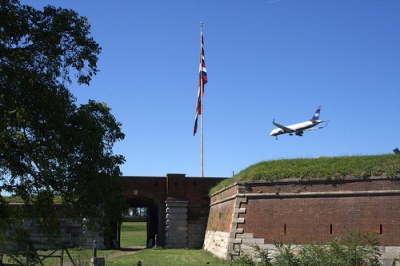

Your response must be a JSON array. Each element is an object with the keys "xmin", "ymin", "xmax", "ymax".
[
  {"xmin": 304, "ymin": 123, "xmax": 328, "ymax": 131},
  {"xmin": 272, "ymin": 120, "xmax": 295, "ymax": 133}
]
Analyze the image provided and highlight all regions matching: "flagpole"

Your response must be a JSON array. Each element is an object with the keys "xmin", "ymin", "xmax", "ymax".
[
  {"xmin": 200, "ymin": 76, "xmax": 204, "ymax": 178},
  {"xmin": 200, "ymin": 22, "xmax": 204, "ymax": 178}
]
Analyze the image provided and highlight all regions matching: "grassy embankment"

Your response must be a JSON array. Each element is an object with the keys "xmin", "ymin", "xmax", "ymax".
[{"xmin": 210, "ymin": 154, "xmax": 400, "ymax": 195}]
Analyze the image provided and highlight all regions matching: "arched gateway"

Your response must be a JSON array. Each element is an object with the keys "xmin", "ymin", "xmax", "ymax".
[{"xmin": 118, "ymin": 174, "xmax": 226, "ymax": 248}]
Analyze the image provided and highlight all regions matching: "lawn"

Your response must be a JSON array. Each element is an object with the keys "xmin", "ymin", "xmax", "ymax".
[
  {"xmin": 106, "ymin": 248, "xmax": 228, "ymax": 266},
  {"xmin": 112, "ymin": 222, "xmax": 227, "ymax": 265},
  {"xmin": 3, "ymin": 206, "xmax": 226, "ymax": 266},
  {"xmin": 3, "ymin": 248, "xmax": 227, "ymax": 266},
  {"xmin": 120, "ymin": 221, "xmax": 147, "ymax": 247}
]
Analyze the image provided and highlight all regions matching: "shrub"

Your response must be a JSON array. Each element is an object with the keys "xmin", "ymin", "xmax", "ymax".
[{"xmin": 234, "ymin": 229, "xmax": 383, "ymax": 266}]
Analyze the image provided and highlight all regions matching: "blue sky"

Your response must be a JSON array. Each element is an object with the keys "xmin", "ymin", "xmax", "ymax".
[{"xmin": 22, "ymin": 0, "xmax": 400, "ymax": 178}]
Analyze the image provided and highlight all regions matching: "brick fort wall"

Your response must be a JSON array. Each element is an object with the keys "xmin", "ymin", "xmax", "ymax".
[{"xmin": 204, "ymin": 176, "xmax": 400, "ymax": 265}]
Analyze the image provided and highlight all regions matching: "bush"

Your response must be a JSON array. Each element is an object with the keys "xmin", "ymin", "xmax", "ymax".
[
  {"xmin": 233, "ymin": 229, "xmax": 383, "ymax": 266},
  {"xmin": 273, "ymin": 243, "xmax": 300, "ymax": 266}
]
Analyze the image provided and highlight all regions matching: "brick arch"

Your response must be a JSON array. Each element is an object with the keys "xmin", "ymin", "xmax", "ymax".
[
  {"xmin": 123, "ymin": 195, "xmax": 163, "ymax": 247},
  {"xmin": 118, "ymin": 174, "xmax": 226, "ymax": 247}
]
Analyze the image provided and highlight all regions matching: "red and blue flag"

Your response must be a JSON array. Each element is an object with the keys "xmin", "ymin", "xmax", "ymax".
[{"xmin": 194, "ymin": 27, "xmax": 208, "ymax": 136}]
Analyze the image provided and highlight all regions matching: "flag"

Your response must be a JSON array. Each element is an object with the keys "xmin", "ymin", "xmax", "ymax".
[{"xmin": 193, "ymin": 26, "xmax": 208, "ymax": 136}]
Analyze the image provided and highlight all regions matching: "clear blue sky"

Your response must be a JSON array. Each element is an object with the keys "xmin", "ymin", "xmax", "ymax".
[{"xmin": 22, "ymin": 0, "xmax": 400, "ymax": 178}]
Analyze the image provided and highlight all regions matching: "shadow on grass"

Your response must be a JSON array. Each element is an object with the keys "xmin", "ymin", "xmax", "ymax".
[{"xmin": 119, "ymin": 246, "xmax": 146, "ymax": 252}]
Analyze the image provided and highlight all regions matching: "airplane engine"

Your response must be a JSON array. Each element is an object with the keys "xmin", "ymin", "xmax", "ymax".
[{"xmin": 295, "ymin": 131, "xmax": 303, "ymax": 136}]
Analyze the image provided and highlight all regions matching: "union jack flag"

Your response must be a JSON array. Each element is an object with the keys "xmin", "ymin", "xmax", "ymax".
[{"xmin": 193, "ymin": 26, "xmax": 208, "ymax": 136}]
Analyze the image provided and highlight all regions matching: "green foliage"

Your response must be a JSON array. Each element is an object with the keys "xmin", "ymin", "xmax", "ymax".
[
  {"xmin": 231, "ymin": 253, "xmax": 254, "ymax": 266},
  {"xmin": 231, "ymin": 246, "xmax": 255, "ymax": 266},
  {"xmin": 273, "ymin": 243, "xmax": 300, "ymax": 266},
  {"xmin": 252, "ymin": 244, "xmax": 273, "ymax": 266},
  {"xmin": 210, "ymin": 154, "xmax": 400, "ymax": 195},
  {"xmin": 231, "ymin": 245, "xmax": 272, "ymax": 266},
  {"xmin": 230, "ymin": 230, "xmax": 383, "ymax": 266},
  {"xmin": 0, "ymin": 0, "xmax": 101, "ymax": 85},
  {"xmin": 297, "ymin": 243, "xmax": 332, "ymax": 266},
  {"xmin": 341, "ymin": 229, "xmax": 381, "ymax": 266},
  {"xmin": 301, "ymin": 229, "xmax": 382, "ymax": 266},
  {"xmin": 0, "ymin": 0, "xmax": 126, "ymax": 256},
  {"xmin": 297, "ymin": 230, "xmax": 382, "ymax": 266}
]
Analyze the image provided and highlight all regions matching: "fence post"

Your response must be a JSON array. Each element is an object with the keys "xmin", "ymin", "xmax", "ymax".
[
  {"xmin": 90, "ymin": 240, "xmax": 97, "ymax": 266},
  {"xmin": 93, "ymin": 240, "xmax": 97, "ymax": 258}
]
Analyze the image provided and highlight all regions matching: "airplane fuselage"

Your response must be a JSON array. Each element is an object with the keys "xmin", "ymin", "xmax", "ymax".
[{"xmin": 270, "ymin": 120, "xmax": 321, "ymax": 137}]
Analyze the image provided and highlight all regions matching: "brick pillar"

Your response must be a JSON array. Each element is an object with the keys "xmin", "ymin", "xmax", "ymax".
[{"xmin": 165, "ymin": 200, "xmax": 188, "ymax": 248}]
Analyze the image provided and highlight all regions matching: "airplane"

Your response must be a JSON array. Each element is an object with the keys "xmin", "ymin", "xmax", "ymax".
[{"xmin": 270, "ymin": 106, "xmax": 329, "ymax": 140}]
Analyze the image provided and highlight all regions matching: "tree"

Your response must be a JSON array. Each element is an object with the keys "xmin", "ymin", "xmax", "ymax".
[{"xmin": 0, "ymin": 0, "xmax": 126, "ymax": 254}]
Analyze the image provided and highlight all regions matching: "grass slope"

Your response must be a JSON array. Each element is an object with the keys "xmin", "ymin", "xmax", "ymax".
[{"xmin": 210, "ymin": 154, "xmax": 400, "ymax": 195}]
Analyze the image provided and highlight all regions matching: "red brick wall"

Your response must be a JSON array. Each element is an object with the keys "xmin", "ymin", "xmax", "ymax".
[
  {"xmin": 121, "ymin": 175, "xmax": 225, "ymax": 215},
  {"xmin": 207, "ymin": 198, "xmax": 235, "ymax": 232},
  {"xmin": 207, "ymin": 177, "xmax": 400, "ymax": 246},
  {"xmin": 240, "ymin": 195, "xmax": 400, "ymax": 245},
  {"xmin": 184, "ymin": 177, "xmax": 226, "ymax": 209},
  {"xmin": 120, "ymin": 174, "xmax": 226, "ymax": 246},
  {"xmin": 210, "ymin": 184, "xmax": 238, "ymax": 204},
  {"xmin": 121, "ymin": 176, "xmax": 167, "ymax": 204}
]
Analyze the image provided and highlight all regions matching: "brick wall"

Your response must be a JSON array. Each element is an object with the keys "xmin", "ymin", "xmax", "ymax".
[
  {"xmin": 121, "ymin": 174, "xmax": 226, "ymax": 247},
  {"xmin": 204, "ymin": 185, "xmax": 242, "ymax": 259},
  {"xmin": 237, "ymin": 177, "xmax": 400, "ymax": 246},
  {"xmin": 204, "ymin": 176, "xmax": 400, "ymax": 264},
  {"xmin": 240, "ymin": 195, "xmax": 400, "ymax": 245}
]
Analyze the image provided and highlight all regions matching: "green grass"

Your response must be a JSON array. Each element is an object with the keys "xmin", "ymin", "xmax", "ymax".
[
  {"xmin": 3, "ymin": 248, "xmax": 116, "ymax": 266},
  {"xmin": 106, "ymin": 248, "xmax": 228, "ymax": 266},
  {"xmin": 210, "ymin": 154, "xmax": 400, "ymax": 195},
  {"xmin": 3, "ymin": 247, "xmax": 226, "ymax": 266},
  {"xmin": 120, "ymin": 222, "xmax": 147, "ymax": 247},
  {"xmin": 4, "ymin": 195, "xmax": 64, "ymax": 203}
]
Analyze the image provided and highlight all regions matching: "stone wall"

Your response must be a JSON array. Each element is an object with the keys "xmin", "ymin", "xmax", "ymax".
[
  {"xmin": 4, "ymin": 217, "xmax": 105, "ymax": 251},
  {"xmin": 25, "ymin": 218, "xmax": 83, "ymax": 249},
  {"xmin": 165, "ymin": 200, "xmax": 188, "ymax": 248}
]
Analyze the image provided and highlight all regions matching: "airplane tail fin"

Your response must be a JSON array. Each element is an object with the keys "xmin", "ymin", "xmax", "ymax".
[{"xmin": 310, "ymin": 106, "xmax": 322, "ymax": 121}]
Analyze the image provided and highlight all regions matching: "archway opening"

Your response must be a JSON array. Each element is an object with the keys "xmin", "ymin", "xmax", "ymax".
[
  {"xmin": 121, "ymin": 207, "xmax": 147, "ymax": 248},
  {"xmin": 120, "ymin": 197, "xmax": 159, "ymax": 249}
]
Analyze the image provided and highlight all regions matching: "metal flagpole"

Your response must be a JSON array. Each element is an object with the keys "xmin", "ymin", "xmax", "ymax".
[
  {"xmin": 200, "ymin": 76, "xmax": 204, "ymax": 178},
  {"xmin": 200, "ymin": 23, "xmax": 204, "ymax": 178}
]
